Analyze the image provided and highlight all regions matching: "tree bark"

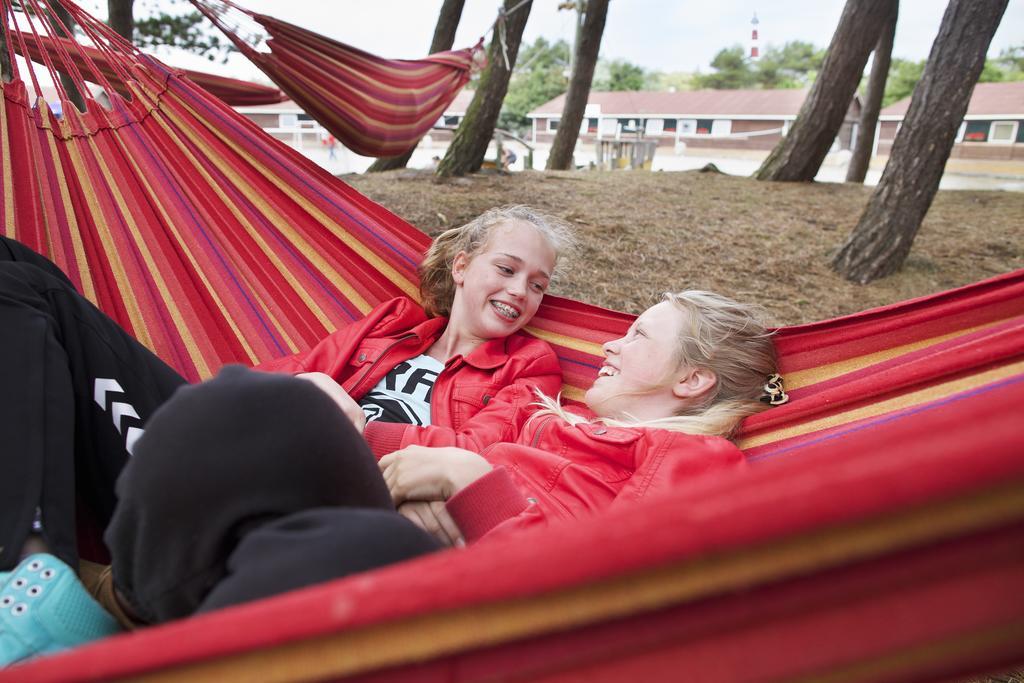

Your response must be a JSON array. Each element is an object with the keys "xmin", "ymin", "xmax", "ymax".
[
  {"xmin": 49, "ymin": 2, "xmax": 86, "ymax": 113},
  {"xmin": 546, "ymin": 0, "xmax": 609, "ymax": 170},
  {"xmin": 437, "ymin": 0, "xmax": 532, "ymax": 177},
  {"xmin": 845, "ymin": 3, "xmax": 897, "ymax": 183},
  {"xmin": 832, "ymin": 0, "xmax": 1009, "ymax": 284},
  {"xmin": 367, "ymin": 0, "xmax": 466, "ymax": 173},
  {"xmin": 755, "ymin": 0, "xmax": 897, "ymax": 182},
  {"xmin": 107, "ymin": 0, "xmax": 135, "ymax": 43}
]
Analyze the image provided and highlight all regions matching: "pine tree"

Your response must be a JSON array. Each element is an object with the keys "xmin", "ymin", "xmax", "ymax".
[
  {"xmin": 547, "ymin": 0, "xmax": 609, "ymax": 170},
  {"xmin": 846, "ymin": 2, "xmax": 897, "ymax": 184},
  {"xmin": 755, "ymin": 0, "xmax": 898, "ymax": 182},
  {"xmin": 437, "ymin": 0, "xmax": 532, "ymax": 177},
  {"xmin": 833, "ymin": 0, "xmax": 1009, "ymax": 283}
]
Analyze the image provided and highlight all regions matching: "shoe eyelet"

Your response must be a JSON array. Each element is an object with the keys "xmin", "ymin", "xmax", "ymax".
[
  {"xmin": 27, "ymin": 560, "xmax": 44, "ymax": 572},
  {"xmin": 27, "ymin": 585, "xmax": 42, "ymax": 598},
  {"xmin": 1, "ymin": 596, "xmax": 13, "ymax": 607},
  {"xmin": 11, "ymin": 603, "xmax": 28, "ymax": 616},
  {"xmin": 40, "ymin": 568, "xmax": 56, "ymax": 580},
  {"xmin": 12, "ymin": 578, "xmax": 28, "ymax": 590}
]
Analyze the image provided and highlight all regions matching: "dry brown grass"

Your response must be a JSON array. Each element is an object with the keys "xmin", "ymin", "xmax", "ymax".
[{"xmin": 346, "ymin": 168, "xmax": 1024, "ymax": 326}]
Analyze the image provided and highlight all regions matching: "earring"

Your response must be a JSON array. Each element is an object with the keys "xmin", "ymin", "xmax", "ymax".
[{"xmin": 760, "ymin": 373, "xmax": 789, "ymax": 406}]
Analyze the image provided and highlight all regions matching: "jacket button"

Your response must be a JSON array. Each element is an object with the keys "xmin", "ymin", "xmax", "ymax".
[
  {"xmin": 358, "ymin": 352, "xmax": 367, "ymax": 362},
  {"xmin": 482, "ymin": 395, "xmax": 492, "ymax": 405}
]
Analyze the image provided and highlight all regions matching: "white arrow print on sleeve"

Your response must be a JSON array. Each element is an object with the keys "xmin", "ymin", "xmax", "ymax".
[
  {"xmin": 93, "ymin": 378, "xmax": 124, "ymax": 408},
  {"xmin": 93, "ymin": 378, "xmax": 145, "ymax": 456}
]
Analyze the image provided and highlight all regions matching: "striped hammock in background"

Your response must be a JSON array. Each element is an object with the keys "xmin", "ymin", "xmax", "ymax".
[
  {"xmin": 11, "ymin": 32, "xmax": 288, "ymax": 106},
  {"xmin": 189, "ymin": 0, "xmax": 481, "ymax": 157}
]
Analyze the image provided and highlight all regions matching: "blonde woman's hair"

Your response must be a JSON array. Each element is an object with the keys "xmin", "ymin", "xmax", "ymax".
[
  {"xmin": 535, "ymin": 291, "xmax": 778, "ymax": 440},
  {"xmin": 418, "ymin": 205, "xmax": 577, "ymax": 318}
]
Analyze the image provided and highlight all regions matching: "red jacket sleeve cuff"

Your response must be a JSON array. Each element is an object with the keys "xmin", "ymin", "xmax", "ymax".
[
  {"xmin": 446, "ymin": 467, "xmax": 529, "ymax": 543},
  {"xmin": 362, "ymin": 421, "xmax": 409, "ymax": 459}
]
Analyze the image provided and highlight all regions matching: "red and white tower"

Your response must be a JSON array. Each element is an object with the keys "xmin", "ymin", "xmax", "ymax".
[{"xmin": 750, "ymin": 12, "xmax": 760, "ymax": 60}]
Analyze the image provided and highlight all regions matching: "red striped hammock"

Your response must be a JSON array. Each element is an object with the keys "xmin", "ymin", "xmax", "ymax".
[
  {"xmin": 12, "ymin": 32, "xmax": 287, "ymax": 106},
  {"xmin": 189, "ymin": 0, "xmax": 481, "ymax": 157},
  {"xmin": 2, "ymin": 1, "xmax": 1023, "ymax": 681}
]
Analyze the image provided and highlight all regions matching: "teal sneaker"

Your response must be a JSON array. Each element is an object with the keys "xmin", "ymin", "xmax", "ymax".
[{"xmin": 0, "ymin": 554, "xmax": 121, "ymax": 667}]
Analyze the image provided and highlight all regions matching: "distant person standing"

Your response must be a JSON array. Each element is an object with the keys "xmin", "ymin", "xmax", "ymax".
[
  {"xmin": 501, "ymin": 147, "xmax": 517, "ymax": 171},
  {"xmin": 324, "ymin": 134, "xmax": 338, "ymax": 160}
]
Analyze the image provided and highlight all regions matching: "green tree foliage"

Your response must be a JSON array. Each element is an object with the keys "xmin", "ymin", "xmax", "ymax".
[
  {"xmin": 593, "ymin": 58, "xmax": 646, "ymax": 90},
  {"xmin": 979, "ymin": 44, "xmax": 1024, "ymax": 82},
  {"xmin": 756, "ymin": 41, "xmax": 826, "ymax": 87},
  {"xmin": 134, "ymin": 10, "xmax": 240, "ymax": 62},
  {"xmin": 978, "ymin": 59, "xmax": 1008, "ymax": 82},
  {"xmin": 694, "ymin": 46, "xmax": 756, "ymax": 88},
  {"xmin": 882, "ymin": 58, "xmax": 925, "ymax": 106},
  {"xmin": 498, "ymin": 37, "xmax": 570, "ymax": 135},
  {"xmin": 882, "ymin": 46, "xmax": 1024, "ymax": 108},
  {"xmin": 695, "ymin": 41, "xmax": 824, "ymax": 90},
  {"xmin": 645, "ymin": 70, "xmax": 695, "ymax": 91},
  {"xmin": 993, "ymin": 44, "xmax": 1023, "ymax": 74}
]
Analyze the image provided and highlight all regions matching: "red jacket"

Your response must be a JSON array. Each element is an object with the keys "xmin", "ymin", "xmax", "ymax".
[
  {"xmin": 443, "ymin": 410, "xmax": 747, "ymax": 543},
  {"xmin": 256, "ymin": 297, "xmax": 563, "ymax": 449}
]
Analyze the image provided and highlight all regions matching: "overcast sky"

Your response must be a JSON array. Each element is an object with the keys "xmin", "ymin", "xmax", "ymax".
[{"xmin": 77, "ymin": 0, "xmax": 1024, "ymax": 83}]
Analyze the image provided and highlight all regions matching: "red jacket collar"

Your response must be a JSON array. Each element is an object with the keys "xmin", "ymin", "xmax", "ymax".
[
  {"xmin": 463, "ymin": 336, "xmax": 514, "ymax": 370},
  {"xmin": 415, "ymin": 315, "xmax": 515, "ymax": 370}
]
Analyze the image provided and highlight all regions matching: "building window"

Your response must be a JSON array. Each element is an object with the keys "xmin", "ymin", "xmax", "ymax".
[
  {"xmin": 548, "ymin": 118, "xmax": 560, "ymax": 131},
  {"xmin": 696, "ymin": 118, "xmax": 714, "ymax": 135},
  {"xmin": 963, "ymin": 121, "xmax": 989, "ymax": 142},
  {"xmin": 443, "ymin": 115, "xmax": 460, "ymax": 127},
  {"xmin": 711, "ymin": 120, "xmax": 732, "ymax": 137},
  {"xmin": 618, "ymin": 118, "xmax": 640, "ymax": 132},
  {"xmin": 679, "ymin": 119, "xmax": 697, "ymax": 135},
  {"xmin": 663, "ymin": 119, "xmax": 677, "ymax": 132},
  {"xmin": 989, "ymin": 121, "xmax": 1018, "ymax": 144},
  {"xmin": 587, "ymin": 117, "xmax": 599, "ymax": 133},
  {"xmin": 645, "ymin": 119, "xmax": 664, "ymax": 135}
]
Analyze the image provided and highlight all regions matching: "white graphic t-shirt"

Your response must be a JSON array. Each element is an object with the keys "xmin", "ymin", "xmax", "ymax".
[{"xmin": 359, "ymin": 354, "xmax": 445, "ymax": 426}]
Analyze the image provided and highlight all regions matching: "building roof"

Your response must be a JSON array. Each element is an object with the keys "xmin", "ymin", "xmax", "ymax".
[
  {"xmin": 880, "ymin": 81, "xmax": 1024, "ymax": 118},
  {"xmin": 528, "ymin": 89, "xmax": 811, "ymax": 118}
]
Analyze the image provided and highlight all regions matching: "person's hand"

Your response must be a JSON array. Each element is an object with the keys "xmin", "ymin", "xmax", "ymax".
[
  {"xmin": 295, "ymin": 372, "xmax": 366, "ymax": 434},
  {"xmin": 398, "ymin": 501, "xmax": 465, "ymax": 548},
  {"xmin": 379, "ymin": 445, "xmax": 493, "ymax": 505}
]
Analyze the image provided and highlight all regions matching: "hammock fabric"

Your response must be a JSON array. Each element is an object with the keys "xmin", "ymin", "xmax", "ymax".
[
  {"xmin": 12, "ymin": 33, "xmax": 288, "ymax": 106},
  {"xmin": 2, "ymin": 1, "xmax": 1023, "ymax": 681},
  {"xmin": 189, "ymin": 0, "xmax": 481, "ymax": 157}
]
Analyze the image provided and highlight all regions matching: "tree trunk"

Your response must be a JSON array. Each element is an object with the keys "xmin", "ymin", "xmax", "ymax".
[
  {"xmin": 1, "ymin": 12, "xmax": 12, "ymax": 83},
  {"xmin": 755, "ymin": 0, "xmax": 897, "ymax": 182},
  {"xmin": 107, "ymin": 0, "xmax": 135, "ymax": 43},
  {"xmin": 367, "ymin": 0, "xmax": 466, "ymax": 173},
  {"xmin": 546, "ymin": 0, "xmax": 609, "ymax": 171},
  {"xmin": 437, "ymin": 0, "xmax": 531, "ymax": 177},
  {"xmin": 846, "ymin": 3, "xmax": 897, "ymax": 183},
  {"xmin": 49, "ymin": 2, "xmax": 86, "ymax": 113},
  {"xmin": 832, "ymin": 0, "xmax": 1009, "ymax": 284}
]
